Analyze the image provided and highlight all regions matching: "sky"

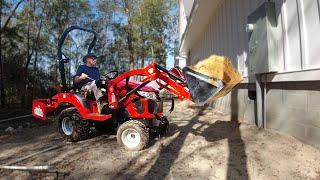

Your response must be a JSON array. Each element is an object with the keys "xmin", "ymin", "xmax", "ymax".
[
  {"xmin": 88, "ymin": 0, "xmax": 177, "ymax": 70},
  {"xmin": 61, "ymin": 0, "xmax": 177, "ymax": 72},
  {"xmin": 167, "ymin": 54, "xmax": 174, "ymax": 69}
]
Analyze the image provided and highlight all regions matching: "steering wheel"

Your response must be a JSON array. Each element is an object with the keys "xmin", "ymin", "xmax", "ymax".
[{"xmin": 104, "ymin": 70, "xmax": 118, "ymax": 79}]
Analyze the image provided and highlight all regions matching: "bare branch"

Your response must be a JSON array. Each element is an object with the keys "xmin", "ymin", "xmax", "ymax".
[{"xmin": 0, "ymin": 0, "xmax": 25, "ymax": 32}]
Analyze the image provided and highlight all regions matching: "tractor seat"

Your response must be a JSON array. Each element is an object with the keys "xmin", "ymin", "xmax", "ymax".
[
  {"xmin": 74, "ymin": 93, "xmax": 91, "ymax": 109},
  {"xmin": 71, "ymin": 75, "xmax": 96, "ymax": 101}
]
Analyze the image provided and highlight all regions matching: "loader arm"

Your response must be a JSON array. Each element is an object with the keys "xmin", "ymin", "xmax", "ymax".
[
  {"xmin": 107, "ymin": 63, "xmax": 192, "ymax": 109},
  {"xmin": 107, "ymin": 57, "xmax": 242, "ymax": 108}
]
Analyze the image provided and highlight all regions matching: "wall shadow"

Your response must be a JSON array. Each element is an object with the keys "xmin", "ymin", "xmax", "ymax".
[
  {"xmin": 199, "ymin": 90, "xmax": 248, "ymax": 179},
  {"xmin": 228, "ymin": 89, "xmax": 248, "ymax": 179},
  {"xmin": 142, "ymin": 107, "xmax": 206, "ymax": 179},
  {"xmin": 144, "ymin": 89, "xmax": 248, "ymax": 179},
  {"xmin": 114, "ymin": 91, "xmax": 248, "ymax": 179},
  {"xmin": 229, "ymin": 90, "xmax": 248, "ymax": 179}
]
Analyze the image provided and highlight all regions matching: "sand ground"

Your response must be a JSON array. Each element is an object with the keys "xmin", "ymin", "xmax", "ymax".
[{"xmin": 0, "ymin": 100, "xmax": 319, "ymax": 179}]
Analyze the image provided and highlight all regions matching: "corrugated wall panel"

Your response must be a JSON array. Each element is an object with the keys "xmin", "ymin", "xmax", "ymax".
[
  {"xmin": 183, "ymin": 0, "xmax": 320, "ymax": 148},
  {"xmin": 282, "ymin": 0, "xmax": 303, "ymax": 71},
  {"xmin": 274, "ymin": 0, "xmax": 285, "ymax": 72},
  {"xmin": 189, "ymin": 0, "xmax": 320, "ymax": 76},
  {"xmin": 190, "ymin": 0, "xmax": 266, "ymax": 74},
  {"xmin": 234, "ymin": 0, "xmax": 246, "ymax": 76},
  {"xmin": 225, "ymin": 0, "xmax": 231, "ymax": 59},
  {"xmin": 229, "ymin": 0, "xmax": 236, "ymax": 63},
  {"xmin": 237, "ymin": 0, "xmax": 250, "ymax": 77},
  {"xmin": 209, "ymin": 16, "xmax": 213, "ymax": 54},
  {"xmin": 222, "ymin": 1, "xmax": 227, "ymax": 56},
  {"xmin": 300, "ymin": 0, "xmax": 320, "ymax": 69},
  {"xmin": 217, "ymin": 3, "xmax": 223, "ymax": 55}
]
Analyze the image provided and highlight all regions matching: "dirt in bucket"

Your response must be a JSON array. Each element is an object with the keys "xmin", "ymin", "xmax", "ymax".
[{"xmin": 183, "ymin": 55, "xmax": 242, "ymax": 104}]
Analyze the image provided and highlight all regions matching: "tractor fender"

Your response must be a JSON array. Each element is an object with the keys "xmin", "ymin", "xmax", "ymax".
[{"xmin": 53, "ymin": 93, "xmax": 91, "ymax": 118}]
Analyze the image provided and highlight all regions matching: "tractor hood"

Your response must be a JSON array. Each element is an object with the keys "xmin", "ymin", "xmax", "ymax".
[{"xmin": 118, "ymin": 80, "xmax": 159, "ymax": 92}]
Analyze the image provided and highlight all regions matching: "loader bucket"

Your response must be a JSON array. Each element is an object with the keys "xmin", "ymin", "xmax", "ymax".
[
  {"xmin": 183, "ymin": 67, "xmax": 224, "ymax": 104},
  {"xmin": 183, "ymin": 55, "xmax": 242, "ymax": 104}
]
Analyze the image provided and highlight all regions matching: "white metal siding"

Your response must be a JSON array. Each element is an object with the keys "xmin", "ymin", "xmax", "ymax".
[
  {"xmin": 299, "ymin": 0, "xmax": 320, "ymax": 69},
  {"xmin": 188, "ymin": 0, "xmax": 320, "ymax": 76},
  {"xmin": 181, "ymin": 0, "xmax": 320, "ymax": 149},
  {"xmin": 282, "ymin": 0, "xmax": 302, "ymax": 71}
]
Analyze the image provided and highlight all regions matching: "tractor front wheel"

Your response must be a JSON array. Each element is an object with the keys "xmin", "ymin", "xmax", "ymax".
[
  {"xmin": 117, "ymin": 120, "xmax": 149, "ymax": 151},
  {"xmin": 58, "ymin": 107, "xmax": 90, "ymax": 142}
]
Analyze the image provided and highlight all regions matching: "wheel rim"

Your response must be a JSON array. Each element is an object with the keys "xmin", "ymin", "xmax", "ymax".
[
  {"xmin": 62, "ymin": 117, "xmax": 74, "ymax": 136},
  {"xmin": 121, "ymin": 128, "xmax": 141, "ymax": 149}
]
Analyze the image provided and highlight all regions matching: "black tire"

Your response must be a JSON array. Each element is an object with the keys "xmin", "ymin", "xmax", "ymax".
[
  {"xmin": 58, "ymin": 107, "xmax": 90, "ymax": 142},
  {"xmin": 117, "ymin": 120, "xmax": 149, "ymax": 151}
]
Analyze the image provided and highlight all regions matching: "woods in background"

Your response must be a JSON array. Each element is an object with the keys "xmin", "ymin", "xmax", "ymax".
[{"xmin": 0, "ymin": 0, "xmax": 178, "ymax": 108}]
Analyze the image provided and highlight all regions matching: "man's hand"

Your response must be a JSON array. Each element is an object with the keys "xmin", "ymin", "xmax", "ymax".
[
  {"xmin": 80, "ymin": 73, "xmax": 88, "ymax": 80},
  {"xmin": 75, "ymin": 73, "xmax": 88, "ymax": 84}
]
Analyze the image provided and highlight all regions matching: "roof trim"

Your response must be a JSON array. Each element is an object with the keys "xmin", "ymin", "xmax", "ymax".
[
  {"xmin": 178, "ymin": 0, "xmax": 199, "ymax": 56},
  {"xmin": 179, "ymin": 0, "xmax": 223, "ymax": 57}
]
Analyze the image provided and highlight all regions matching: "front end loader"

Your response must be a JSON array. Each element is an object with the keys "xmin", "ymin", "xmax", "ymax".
[{"xmin": 32, "ymin": 26, "xmax": 242, "ymax": 151}]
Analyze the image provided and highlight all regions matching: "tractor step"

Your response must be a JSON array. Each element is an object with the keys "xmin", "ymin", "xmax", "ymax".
[{"xmin": 83, "ymin": 113, "xmax": 112, "ymax": 121}]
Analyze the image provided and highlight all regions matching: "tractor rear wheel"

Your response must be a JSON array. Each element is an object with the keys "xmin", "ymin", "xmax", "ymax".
[
  {"xmin": 117, "ymin": 120, "xmax": 149, "ymax": 151},
  {"xmin": 58, "ymin": 107, "xmax": 90, "ymax": 142}
]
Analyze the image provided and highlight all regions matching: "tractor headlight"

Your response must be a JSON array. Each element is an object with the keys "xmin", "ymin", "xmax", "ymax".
[{"xmin": 137, "ymin": 91, "xmax": 157, "ymax": 100}]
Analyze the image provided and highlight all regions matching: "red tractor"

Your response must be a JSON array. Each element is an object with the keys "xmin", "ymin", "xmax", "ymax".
[{"xmin": 32, "ymin": 26, "xmax": 220, "ymax": 151}]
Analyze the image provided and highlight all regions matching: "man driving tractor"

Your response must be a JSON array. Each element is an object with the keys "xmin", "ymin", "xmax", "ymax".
[
  {"xmin": 32, "ymin": 26, "xmax": 242, "ymax": 151},
  {"xmin": 74, "ymin": 53, "xmax": 104, "ymax": 113}
]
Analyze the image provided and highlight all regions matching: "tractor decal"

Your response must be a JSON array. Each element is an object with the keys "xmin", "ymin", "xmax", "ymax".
[{"xmin": 34, "ymin": 106, "xmax": 44, "ymax": 118}]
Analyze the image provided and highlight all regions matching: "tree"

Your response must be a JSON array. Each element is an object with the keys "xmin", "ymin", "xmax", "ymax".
[
  {"xmin": 0, "ymin": 0, "xmax": 179, "ymax": 108},
  {"xmin": 0, "ymin": 0, "xmax": 93, "ymax": 107},
  {"xmin": 133, "ymin": 0, "xmax": 178, "ymax": 67},
  {"xmin": 0, "ymin": 0, "xmax": 25, "ymax": 107},
  {"xmin": 97, "ymin": 0, "xmax": 178, "ymax": 70}
]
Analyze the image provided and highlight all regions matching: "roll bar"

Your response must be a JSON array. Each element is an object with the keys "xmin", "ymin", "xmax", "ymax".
[{"xmin": 57, "ymin": 26, "xmax": 97, "ymax": 91}]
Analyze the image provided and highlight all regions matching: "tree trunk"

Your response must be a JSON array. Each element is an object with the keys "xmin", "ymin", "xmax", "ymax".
[
  {"xmin": 138, "ymin": 7, "xmax": 146, "ymax": 68},
  {"xmin": 0, "ymin": 5, "xmax": 5, "ymax": 108},
  {"xmin": 32, "ymin": 9, "xmax": 42, "ymax": 99},
  {"xmin": 127, "ymin": 24, "xmax": 135, "ymax": 70},
  {"xmin": 0, "ymin": 0, "xmax": 24, "ymax": 108},
  {"xmin": 0, "ymin": 34, "xmax": 4, "ymax": 108},
  {"xmin": 123, "ymin": 0, "xmax": 135, "ymax": 70},
  {"xmin": 140, "ymin": 25, "xmax": 146, "ymax": 68},
  {"xmin": 0, "ymin": 0, "xmax": 24, "ymax": 34},
  {"xmin": 21, "ymin": 0, "xmax": 32, "ymax": 107}
]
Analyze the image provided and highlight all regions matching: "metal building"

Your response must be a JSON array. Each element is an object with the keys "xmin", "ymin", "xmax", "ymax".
[{"xmin": 178, "ymin": 0, "xmax": 320, "ymax": 148}]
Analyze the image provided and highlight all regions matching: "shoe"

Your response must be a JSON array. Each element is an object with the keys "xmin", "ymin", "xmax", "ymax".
[{"xmin": 96, "ymin": 100, "xmax": 107, "ymax": 114}]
